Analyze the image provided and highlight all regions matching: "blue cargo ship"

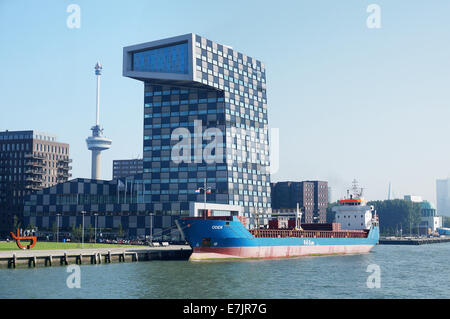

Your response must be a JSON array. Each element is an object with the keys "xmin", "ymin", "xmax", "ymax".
[
  {"xmin": 179, "ymin": 216, "xmax": 379, "ymax": 261},
  {"xmin": 178, "ymin": 181, "xmax": 379, "ymax": 261}
]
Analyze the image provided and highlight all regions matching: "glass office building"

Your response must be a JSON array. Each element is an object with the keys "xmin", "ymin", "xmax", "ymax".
[{"xmin": 123, "ymin": 33, "xmax": 271, "ymax": 221}]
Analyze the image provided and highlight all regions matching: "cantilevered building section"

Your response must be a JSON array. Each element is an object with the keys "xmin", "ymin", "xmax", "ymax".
[{"xmin": 123, "ymin": 33, "xmax": 271, "ymax": 219}]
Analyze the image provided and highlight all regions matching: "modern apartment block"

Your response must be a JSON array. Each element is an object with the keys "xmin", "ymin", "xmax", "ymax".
[
  {"xmin": 123, "ymin": 33, "xmax": 271, "ymax": 220},
  {"xmin": 271, "ymin": 181, "xmax": 328, "ymax": 223},
  {"xmin": 113, "ymin": 159, "xmax": 143, "ymax": 179},
  {"xmin": 0, "ymin": 130, "xmax": 71, "ymax": 234}
]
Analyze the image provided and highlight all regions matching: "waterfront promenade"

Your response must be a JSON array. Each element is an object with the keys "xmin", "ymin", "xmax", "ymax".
[
  {"xmin": 379, "ymin": 236, "xmax": 450, "ymax": 245},
  {"xmin": 0, "ymin": 244, "xmax": 192, "ymax": 268}
]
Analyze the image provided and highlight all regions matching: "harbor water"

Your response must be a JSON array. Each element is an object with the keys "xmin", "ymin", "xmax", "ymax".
[{"xmin": 1, "ymin": 243, "xmax": 449, "ymax": 299}]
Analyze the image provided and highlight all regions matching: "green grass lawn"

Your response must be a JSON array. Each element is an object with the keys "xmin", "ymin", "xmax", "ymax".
[{"xmin": 0, "ymin": 241, "xmax": 137, "ymax": 251}]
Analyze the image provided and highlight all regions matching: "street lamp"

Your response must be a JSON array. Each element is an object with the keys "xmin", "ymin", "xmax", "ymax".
[
  {"xmin": 149, "ymin": 212, "xmax": 154, "ymax": 244},
  {"xmin": 195, "ymin": 178, "xmax": 212, "ymax": 219},
  {"xmin": 94, "ymin": 213, "xmax": 98, "ymax": 243},
  {"xmin": 81, "ymin": 211, "xmax": 86, "ymax": 248},
  {"xmin": 56, "ymin": 213, "xmax": 61, "ymax": 244}
]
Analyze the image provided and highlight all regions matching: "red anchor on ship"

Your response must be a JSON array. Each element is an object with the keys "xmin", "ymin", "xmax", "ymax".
[{"xmin": 10, "ymin": 228, "xmax": 37, "ymax": 250}]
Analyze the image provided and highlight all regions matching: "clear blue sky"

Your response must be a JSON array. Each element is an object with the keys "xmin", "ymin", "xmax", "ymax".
[{"xmin": 1, "ymin": 1, "xmax": 449, "ymax": 204}]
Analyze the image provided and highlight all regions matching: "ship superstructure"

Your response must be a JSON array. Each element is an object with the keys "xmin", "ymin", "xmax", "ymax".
[{"xmin": 332, "ymin": 180, "xmax": 378, "ymax": 230}]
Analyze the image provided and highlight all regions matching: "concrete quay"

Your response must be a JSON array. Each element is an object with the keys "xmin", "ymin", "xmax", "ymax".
[
  {"xmin": 379, "ymin": 237, "xmax": 450, "ymax": 245},
  {"xmin": 0, "ymin": 245, "xmax": 192, "ymax": 268}
]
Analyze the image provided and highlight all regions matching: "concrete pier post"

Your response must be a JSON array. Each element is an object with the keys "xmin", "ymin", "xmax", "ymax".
[
  {"xmin": 10, "ymin": 253, "xmax": 16, "ymax": 268},
  {"xmin": 61, "ymin": 252, "xmax": 68, "ymax": 265},
  {"xmin": 28, "ymin": 256, "xmax": 36, "ymax": 267},
  {"xmin": 45, "ymin": 255, "xmax": 52, "ymax": 267}
]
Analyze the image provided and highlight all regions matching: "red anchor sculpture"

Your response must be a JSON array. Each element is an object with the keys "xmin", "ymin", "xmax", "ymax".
[{"xmin": 10, "ymin": 228, "xmax": 37, "ymax": 250}]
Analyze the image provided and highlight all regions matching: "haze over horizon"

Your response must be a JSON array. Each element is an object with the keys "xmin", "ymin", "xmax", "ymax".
[{"xmin": 1, "ymin": 1, "xmax": 449, "ymax": 205}]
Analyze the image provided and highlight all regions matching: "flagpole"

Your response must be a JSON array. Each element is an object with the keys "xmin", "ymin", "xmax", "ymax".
[
  {"xmin": 130, "ymin": 180, "xmax": 133, "ymax": 204},
  {"xmin": 196, "ymin": 179, "xmax": 212, "ymax": 218},
  {"xmin": 204, "ymin": 178, "xmax": 207, "ymax": 219},
  {"xmin": 124, "ymin": 179, "xmax": 127, "ymax": 204}
]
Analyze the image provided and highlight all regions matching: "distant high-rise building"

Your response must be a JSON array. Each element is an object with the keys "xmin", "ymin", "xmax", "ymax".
[
  {"xmin": 436, "ymin": 178, "xmax": 450, "ymax": 217},
  {"xmin": 271, "ymin": 181, "xmax": 328, "ymax": 223},
  {"xmin": 0, "ymin": 130, "xmax": 71, "ymax": 235},
  {"xmin": 113, "ymin": 159, "xmax": 143, "ymax": 179}
]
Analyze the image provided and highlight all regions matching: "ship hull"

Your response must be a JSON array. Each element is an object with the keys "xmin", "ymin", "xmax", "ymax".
[
  {"xmin": 190, "ymin": 244, "xmax": 375, "ymax": 260},
  {"xmin": 179, "ymin": 217, "xmax": 379, "ymax": 261}
]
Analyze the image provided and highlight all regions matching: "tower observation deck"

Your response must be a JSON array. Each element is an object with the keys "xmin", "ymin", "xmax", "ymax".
[{"xmin": 86, "ymin": 62, "xmax": 112, "ymax": 180}]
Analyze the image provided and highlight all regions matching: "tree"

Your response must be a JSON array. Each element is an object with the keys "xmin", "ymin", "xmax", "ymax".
[
  {"xmin": 13, "ymin": 215, "xmax": 21, "ymax": 231},
  {"xmin": 368, "ymin": 199, "xmax": 421, "ymax": 236},
  {"xmin": 71, "ymin": 223, "xmax": 82, "ymax": 242},
  {"xmin": 52, "ymin": 221, "xmax": 57, "ymax": 239},
  {"xmin": 88, "ymin": 225, "xmax": 94, "ymax": 242},
  {"xmin": 117, "ymin": 223, "xmax": 124, "ymax": 238}
]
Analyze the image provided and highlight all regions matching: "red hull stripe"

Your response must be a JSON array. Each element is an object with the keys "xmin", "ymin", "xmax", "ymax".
[{"xmin": 190, "ymin": 245, "xmax": 375, "ymax": 260}]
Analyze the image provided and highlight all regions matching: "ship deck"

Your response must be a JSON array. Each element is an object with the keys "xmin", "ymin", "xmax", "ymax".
[{"xmin": 249, "ymin": 229, "xmax": 369, "ymax": 239}]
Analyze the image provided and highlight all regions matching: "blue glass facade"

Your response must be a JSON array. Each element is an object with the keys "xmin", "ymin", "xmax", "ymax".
[
  {"xmin": 138, "ymin": 34, "xmax": 271, "ymax": 220},
  {"xmin": 133, "ymin": 42, "xmax": 189, "ymax": 74}
]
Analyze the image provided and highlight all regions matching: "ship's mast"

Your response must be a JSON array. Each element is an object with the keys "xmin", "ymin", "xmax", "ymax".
[{"xmin": 351, "ymin": 179, "xmax": 363, "ymax": 199}]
